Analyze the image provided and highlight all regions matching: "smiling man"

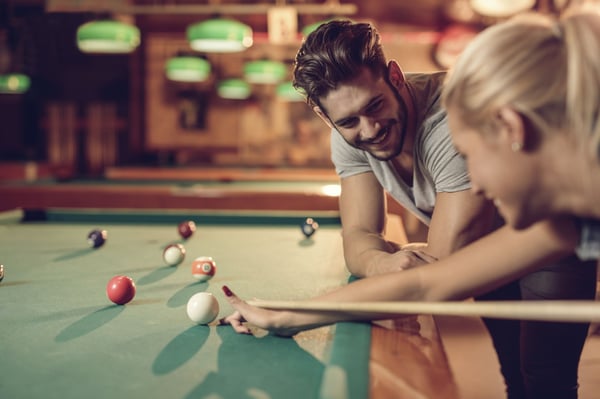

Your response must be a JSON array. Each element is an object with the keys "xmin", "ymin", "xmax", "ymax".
[{"xmin": 293, "ymin": 20, "xmax": 497, "ymax": 277}]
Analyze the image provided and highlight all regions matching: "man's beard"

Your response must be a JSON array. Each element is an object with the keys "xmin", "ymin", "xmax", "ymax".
[
  {"xmin": 365, "ymin": 118, "xmax": 406, "ymax": 161},
  {"xmin": 351, "ymin": 100, "xmax": 409, "ymax": 161}
]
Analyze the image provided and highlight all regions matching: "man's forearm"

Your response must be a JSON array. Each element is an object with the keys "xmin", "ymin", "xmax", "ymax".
[{"xmin": 342, "ymin": 229, "xmax": 398, "ymax": 277}]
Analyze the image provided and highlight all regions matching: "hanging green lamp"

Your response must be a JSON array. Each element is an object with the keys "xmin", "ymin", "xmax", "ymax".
[
  {"xmin": 0, "ymin": 73, "xmax": 31, "ymax": 94},
  {"xmin": 165, "ymin": 56, "xmax": 211, "ymax": 82},
  {"xmin": 187, "ymin": 18, "xmax": 253, "ymax": 53},
  {"xmin": 76, "ymin": 20, "xmax": 140, "ymax": 54},
  {"xmin": 243, "ymin": 60, "xmax": 287, "ymax": 84},
  {"xmin": 217, "ymin": 79, "xmax": 251, "ymax": 100}
]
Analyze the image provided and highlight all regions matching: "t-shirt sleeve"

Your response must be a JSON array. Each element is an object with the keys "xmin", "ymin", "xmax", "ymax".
[
  {"xmin": 330, "ymin": 128, "xmax": 372, "ymax": 179},
  {"xmin": 575, "ymin": 218, "xmax": 600, "ymax": 261},
  {"xmin": 420, "ymin": 113, "xmax": 471, "ymax": 193}
]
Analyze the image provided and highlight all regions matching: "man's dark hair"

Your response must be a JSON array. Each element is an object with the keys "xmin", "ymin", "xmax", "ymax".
[{"xmin": 293, "ymin": 20, "xmax": 387, "ymax": 109}]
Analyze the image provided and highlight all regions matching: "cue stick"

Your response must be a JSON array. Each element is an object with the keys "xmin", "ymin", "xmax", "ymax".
[{"xmin": 246, "ymin": 300, "xmax": 600, "ymax": 323}]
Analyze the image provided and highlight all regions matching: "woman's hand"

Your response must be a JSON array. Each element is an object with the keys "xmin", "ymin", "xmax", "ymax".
[{"xmin": 219, "ymin": 286, "xmax": 304, "ymax": 337}]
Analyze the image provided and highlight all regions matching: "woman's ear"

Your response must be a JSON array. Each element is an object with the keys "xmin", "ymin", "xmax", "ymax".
[{"xmin": 497, "ymin": 106, "xmax": 526, "ymax": 150}]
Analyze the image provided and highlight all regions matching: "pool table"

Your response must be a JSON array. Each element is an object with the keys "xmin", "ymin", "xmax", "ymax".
[
  {"xmin": 0, "ymin": 208, "xmax": 457, "ymax": 399},
  {"xmin": 0, "ymin": 166, "xmax": 409, "ymax": 218}
]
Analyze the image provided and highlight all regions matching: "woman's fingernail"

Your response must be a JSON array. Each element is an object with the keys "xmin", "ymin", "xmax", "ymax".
[{"xmin": 222, "ymin": 285, "xmax": 233, "ymax": 297}]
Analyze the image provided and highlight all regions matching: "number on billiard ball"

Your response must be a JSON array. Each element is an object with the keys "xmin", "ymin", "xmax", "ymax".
[
  {"xmin": 87, "ymin": 229, "xmax": 107, "ymax": 248},
  {"xmin": 186, "ymin": 292, "xmax": 220, "ymax": 324},
  {"xmin": 106, "ymin": 275, "xmax": 136, "ymax": 305},
  {"xmin": 191, "ymin": 256, "xmax": 216, "ymax": 282},
  {"xmin": 301, "ymin": 217, "xmax": 319, "ymax": 238},
  {"xmin": 163, "ymin": 243, "xmax": 186, "ymax": 266},
  {"xmin": 178, "ymin": 221, "xmax": 196, "ymax": 240}
]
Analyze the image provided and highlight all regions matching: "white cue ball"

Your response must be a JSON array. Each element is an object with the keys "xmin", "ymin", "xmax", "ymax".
[
  {"xmin": 163, "ymin": 243, "xmax": 186, "ymax": 266},
  {"xmin": 186, "ymin": 292, "xmax": 220, "ymax": 325}
]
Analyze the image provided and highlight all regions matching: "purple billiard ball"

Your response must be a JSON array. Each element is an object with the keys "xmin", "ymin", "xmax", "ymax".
[
  {"xmin": 178, "ymin": 221, "xmax": 196, "ymax": 240},
  {"xmin": 87, "ymin": 229, "xmax": 107, "ymax": 248}
]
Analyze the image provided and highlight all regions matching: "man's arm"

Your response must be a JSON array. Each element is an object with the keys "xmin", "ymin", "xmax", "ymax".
[
  {"xmin": 339, "ymin": 172, "xmax": 407, "ymax": 277},
  {"xmin": 340, "ymin": 175, "xmax": 498, "ymax": 277},
  {"xmin": 426, "ymin": 190, "xmax": 498, "ymax": 259}
]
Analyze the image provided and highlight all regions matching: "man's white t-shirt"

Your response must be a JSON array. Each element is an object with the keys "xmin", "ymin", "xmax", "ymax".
[{"xmin": 330, "ymin": 72, "xmax": 471, "ymax": 226}]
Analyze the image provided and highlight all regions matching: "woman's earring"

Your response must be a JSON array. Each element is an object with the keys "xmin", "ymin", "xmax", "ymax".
[{"xmin": 511, "ymin": 142, "xmax": 522, "ymax": 152}]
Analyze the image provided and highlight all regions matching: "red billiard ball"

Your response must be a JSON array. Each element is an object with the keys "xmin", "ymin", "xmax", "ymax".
[
  {"xmin": 301, "ymin": 217, "xmax": 319, "ymax": 238},
  {"xmin": 163, "ymin": 243, "xmax": 186, "ymax": 266},
  {"xmin": 191, "ymin": 256, "xmax": 216, "ymax": 282},
  {"xmin": 106, "ymin": 275, "xmax": 136, "ymax": 305},
  {"xmin": 87, "ymin": 229, "xmax": 107, "ymax": 248},
  {"xmin": 178, "ymin": 221, "xmax": 196, "ymax": 240}
]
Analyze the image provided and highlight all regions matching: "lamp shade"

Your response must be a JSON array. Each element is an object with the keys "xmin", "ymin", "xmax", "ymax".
[
  {"xmin": 187, "ymin": 18, "xmax": 253, "ymax": 53},
  {"xmin": 276, "ymin": 81, "xmax": 304, "ymax": 102},
  {"xmin": 77, "ymin": 20, "xmax": 140, "ymax": 54},
  {"xmin": 243, "ymin": 60, "xmax": 287, "ymax": 84},
  {"xmin": 0, "ymin": 73, "xmax": 31, "ymax": 94},
  {"xmin": 217, "ymin": 79, "xmax": 251, "ymax": 100},
  {"xmin": 469, "ymin": 0, "xmax": 535, "ymax": 17},
  {"xmin": 165, "ymin": 56, "xmax": 211, "ymax": 82}
]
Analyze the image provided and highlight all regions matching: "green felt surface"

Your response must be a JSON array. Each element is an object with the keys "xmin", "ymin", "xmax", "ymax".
[{"xmin": 0, "ymin": 209, "xmax": 369, "ymax": 399}]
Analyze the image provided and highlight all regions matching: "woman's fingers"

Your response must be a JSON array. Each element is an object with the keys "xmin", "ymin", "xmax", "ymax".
[{"xmin": 219, "ymin": 311, "xmax": 252, "ymax": 335}]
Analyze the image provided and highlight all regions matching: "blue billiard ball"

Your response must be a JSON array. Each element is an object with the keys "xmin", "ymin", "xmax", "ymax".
[
  {"xmin": 301, "ymin": 218, "xmax": 319, "ymax": 238},
  {"xmin": 87, "ymin": 229, "xmax": 107, "ymax": 248}
]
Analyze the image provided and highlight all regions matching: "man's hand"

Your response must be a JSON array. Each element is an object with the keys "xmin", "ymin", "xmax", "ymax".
[{"xmin": 365, "ymin": 244, "xmax": 437, "ymax": 277}]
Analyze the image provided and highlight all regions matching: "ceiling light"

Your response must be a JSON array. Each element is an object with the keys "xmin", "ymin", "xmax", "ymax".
[
  {"xmin": 276, "ymin": 81, "xmax": 304, "ymax": 102},
  {"xmin": 469, "ymin": 0, "xmax": 535, "ymax": 18},
  {"xmin": 0, "ymin": 73, "xmax": 31, "ymax": 94},
  {"xmin": 165, "ymin": 56, "xmax": 211, "ymax": 82},
  {"xmin": 76, "ymin": 20, "xmax": 140, "ymax": 54},
  {"xmin": 243, "ymin": 60, "xmax": 287, "ymax": 84},
  {"xmin": 187, "ymin": 18, "xmax": 253, "ymax": 53},
  {"xmin": 217, "ymin": 79, "xmax": 251, "ymax": 100}
]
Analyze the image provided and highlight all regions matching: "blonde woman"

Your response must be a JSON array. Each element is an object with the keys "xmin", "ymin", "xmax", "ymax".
[{"xmin": 221, "ymin": 8, "xmax": 600, "ymax": 399}]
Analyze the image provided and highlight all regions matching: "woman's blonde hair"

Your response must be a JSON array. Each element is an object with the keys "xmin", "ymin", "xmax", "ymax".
[{"xmin": 442, "ymin": 5, "xmax": 600, "ymax": 160}]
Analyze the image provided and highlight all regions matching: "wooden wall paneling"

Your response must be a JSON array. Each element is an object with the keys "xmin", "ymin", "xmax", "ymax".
[
  {"xmin": 103, "ymin": 103, "xmax": 118, "ymax": 168},
  {"xmin": 86, "ymin": 102, "xmax": 103, "ymax": 175},
  {"xmin": 46, "ymin": 102, "xmax": 78, "ymax": 177},
  {"xmin": 144, "ymin": 34, "xmax": 240, "ymax": 153},
  {"xmin": 85, "ymin": 103, "xmax": 119, "ymax": 176}
]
